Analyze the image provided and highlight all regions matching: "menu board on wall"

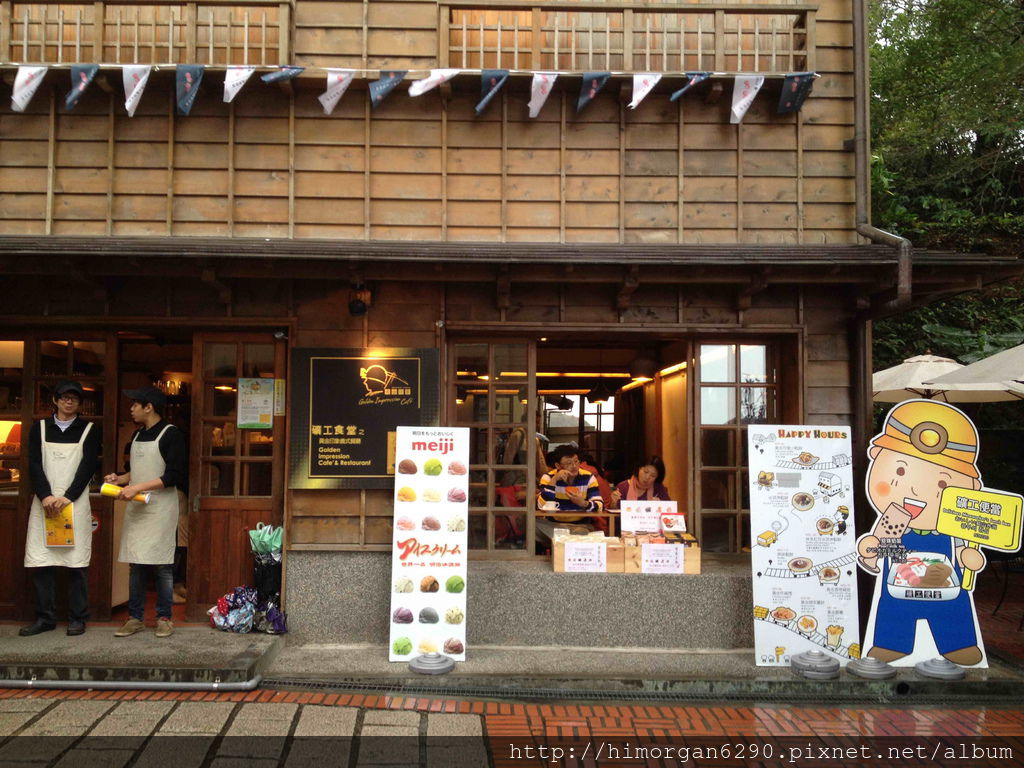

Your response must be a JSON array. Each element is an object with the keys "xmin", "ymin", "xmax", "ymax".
[
  {"xmin": 388, "ymin": 426, "xmax": 469, "ymax": 662},
  {"xmin": 747, "ymin": 425, "xmax": 861, "ymax": 667},
  {"xmin": 237, "ymin": 378, "xmax": 273, "ymax": 429},
  {"xmin": 289, "ymin": 348, "xmax": 439, "ymax": 489}
]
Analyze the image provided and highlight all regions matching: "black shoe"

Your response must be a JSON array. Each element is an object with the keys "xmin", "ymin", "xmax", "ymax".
[
  {"xmin": 66, "ymin": 621, "xmax": 86, "ymax": 636},
  {"xmin": 19, "ymin": 620, "xmax": 56, "ymax": 637}
]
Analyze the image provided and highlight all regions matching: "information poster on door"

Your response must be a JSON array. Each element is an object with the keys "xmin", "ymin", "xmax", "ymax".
[
  {"xmin": 289, "ymin": 348, "xmax": 439, "ymax": 489},
  {"xmin": 388, "ymin": 426, "xmax": 469, "ymax": 662},
  {"xmin": 237, "ymin": 378, "xmax": 274, "ymax": 429},
  {"xmin": 747, "ymin": 425, "xmax": 861, "ymax": 666}
]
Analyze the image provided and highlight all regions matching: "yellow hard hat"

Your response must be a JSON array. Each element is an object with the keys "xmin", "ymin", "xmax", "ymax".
[{"xmin": 871, "ymin": 399, "xmax": 979, "ymax": 478}]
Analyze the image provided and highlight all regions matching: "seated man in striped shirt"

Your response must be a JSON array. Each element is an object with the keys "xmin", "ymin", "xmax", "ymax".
[{"xmin": 537, "ymin": 444, "xmax": 605, "ymax": 524}]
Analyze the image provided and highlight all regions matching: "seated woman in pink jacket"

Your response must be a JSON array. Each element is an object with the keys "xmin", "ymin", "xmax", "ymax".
[{"xmin": 614, "ymin": 457, "xmax": 671, "ymax": 506}]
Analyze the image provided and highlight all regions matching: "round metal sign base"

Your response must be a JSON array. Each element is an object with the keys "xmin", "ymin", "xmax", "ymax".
[
  {"xmin": 790, "ymin": 649, "xmax": 840, "ymax": 680},
  {"xmin": 847, "ymin": 656, "xmax": 897, "ymax": 680},
  {"xmin": 915, "ymin": 657, "xmax": 967, "ymax": 680},
  {"xmin": 409, "ymin": 653, "xmax": 455, "ymax": 675}
]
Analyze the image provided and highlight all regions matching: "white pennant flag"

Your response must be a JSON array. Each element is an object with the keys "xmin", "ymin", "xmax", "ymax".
[
  {"xmin": 730, "ymin": 75, "xmax": 764, "ymax": 124},
  {"xmin": 123, "ymin": 65, "xmax": 152, "ymax": 117},
  {"xmin": 318, "ymin": 69, "xmax": 355, "ymax": 115},
  {"xmin": 223, "ymin": 66, "xmax": 255, "ymax": 103},
  {"xmin": 628, "ymin": 72, "xmax": 662, "ymax": 109},
  {"xmin": 528, "ymin": 72, "xmax": 558, "ymax": 118},
  {"xmin": 11, "ymin": 66, "xmax": 47, "ymax": 113},
  {"xmin": 408, "ymin": 68, "xmax": 460, "ymax": 97}
]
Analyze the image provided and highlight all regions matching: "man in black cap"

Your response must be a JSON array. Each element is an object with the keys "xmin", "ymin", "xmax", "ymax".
[
  {"xmin": 104, "ymin": 386, "xmax": 187, "ymax": 638},
  {"xmin": 21, "ymin": 381, "xmax": 101, "ymax": 637}
]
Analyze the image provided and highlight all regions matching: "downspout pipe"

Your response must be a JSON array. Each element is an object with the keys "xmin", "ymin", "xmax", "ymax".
[
  {"xmin": 1, "ymin": 674, "xmax": 262, "ymax": 692},
  {"xmin": 852, "ymin": 0, "xmax": 912, "ymax": 310}
]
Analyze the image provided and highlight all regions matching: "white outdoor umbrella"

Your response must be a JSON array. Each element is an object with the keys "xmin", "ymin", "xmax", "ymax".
[
  {"xmin": 924, "ymin": 343, "xmax": 1024, "ymax": 400},
  {"xmin": 873, "ymin": 354, "xmax": 1022, "ymax": 402}
]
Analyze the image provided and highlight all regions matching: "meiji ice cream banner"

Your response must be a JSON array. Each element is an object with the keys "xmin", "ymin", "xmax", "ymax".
[
  {"xmin": 747, "ymin": 425, "xmax": 861, "ymax": 666},
  {"xmin": 389, "ymin": 426, "xmax": 469, "ymax": 662}
]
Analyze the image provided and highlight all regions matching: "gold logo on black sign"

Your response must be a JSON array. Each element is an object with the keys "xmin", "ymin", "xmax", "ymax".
[{"xmin": 359, "ymin": 364, "xmax": 411, "ymax": 397}]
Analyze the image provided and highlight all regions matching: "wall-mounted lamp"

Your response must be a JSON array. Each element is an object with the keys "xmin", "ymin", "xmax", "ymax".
[{"xmin": 348, "ymin": 283, "xmax": 373, "ymax": 316}]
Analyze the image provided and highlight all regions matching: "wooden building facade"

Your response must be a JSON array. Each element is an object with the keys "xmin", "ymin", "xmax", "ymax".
[{"xmin": 1, "ymin": 0, "xmax": 1019, "ymax": 635}]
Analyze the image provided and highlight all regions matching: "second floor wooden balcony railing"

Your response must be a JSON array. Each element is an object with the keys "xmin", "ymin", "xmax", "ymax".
[
  {"xmin": 441, "ymin": 1, "xmax": 816, "ymax": 74},
  {"xmin": 1, "ymin": 0, "xmax": 288, "ymax": 66}
]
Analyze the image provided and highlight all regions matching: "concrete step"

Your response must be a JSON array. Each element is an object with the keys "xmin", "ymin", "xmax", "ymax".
[
  {"xmin": 264, "ymin": 643, "xmax": 1024, "ymax": 704},
  {"xmin": 0, "ymin": 624, "xmax": 282, "ymax": 684}
]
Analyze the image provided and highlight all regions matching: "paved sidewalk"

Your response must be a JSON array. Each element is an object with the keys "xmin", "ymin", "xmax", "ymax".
[{"xmin": 2, "ymin": 688, "xmax": 1024, "ymax": 767}]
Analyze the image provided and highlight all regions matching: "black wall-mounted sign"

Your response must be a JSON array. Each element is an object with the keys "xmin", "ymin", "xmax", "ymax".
[{"xmin": 289, "ymin": 348, "xmax": 439, "ymax": 489}]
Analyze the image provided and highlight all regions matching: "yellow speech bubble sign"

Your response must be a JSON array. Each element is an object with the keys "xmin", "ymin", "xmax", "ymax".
[{"xmin": 937, "ymin": 487, "xmax": 1023, "ymax": 551}]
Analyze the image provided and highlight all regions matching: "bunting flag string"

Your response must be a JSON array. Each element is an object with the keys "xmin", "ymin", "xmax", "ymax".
[
  {"xmin": 778, "ymin": 72, "xmax": 815, "ymax": 114},
  {"xmin": 730, "ymin": 74, "xmax": 764, "ymax": 124},
  {"xmin": 628, "ymin": 72, "xmax": 661, "ymax": 109},
  {"xmin": 319, "ymin": 68, "xmax": 355, "ymax": 115},
  {"xmin": 261, "ymin": 66, "xmax": 305, "ymax": 84},
  {"xmin": 408, "ymin": 68, "xmax": 460, "ymax": 97},
  {"xmin": 475, "ymin": 69, "xmax": 509, "ymax": 115},
  {"xmin": 369, "ymin": 71, "xmax": 406, "ymax": 108},
  {"xmin": 176, "ymin": 64, "xmax": 204, "ymax": 115},
  {"xmin": 65, "ymin": 64, "xmax": 99, "ymax": 111},
  {"xmin": 12, "ymin": 66, "xmax": 47, "ymax": 112},
  {"xmin": 577, "ymin": 72, "xmax": 610, "ymax": 113},
  {"xmin": 670, "ymin": 71, "xmax": 710, "ymax": 102},
  {"xmin": 527, "ymin": 72, "xmax": 557, "ymax": 117},
  {"xmin": 223, "ymin": 66, "xmax": 255, "ymax": 103},
  {"xmin": 123, "ymin": 65, "xmax": 151, "ymax": 117}
]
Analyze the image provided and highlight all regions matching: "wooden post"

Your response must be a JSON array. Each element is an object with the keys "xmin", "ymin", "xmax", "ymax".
[
  {"xmin": 277, "ymin": 1, "xmax": 289, "ymax": 65},
  {"xmin": 438, "ymin": 3, "xmax": 449, "ymax": 67},
  {"xmin": 0, "ymin": 1, "xmax": 11, "ymax": 62},
  {"xmin": 288, "ymin": 91, "xmax": 295, "ymax": 237},
  {"xmin": 106, "ymin": 93, "xmax": 114, "ymax": 235},
  {"xmin": 166, "ymin": 88, "xmax": 174, "ymax": 234},
  {"xmin": 93, "ymin": 2, "xmax": 103, "ymax": 63},
  {"xmin": 530, "ymin": 6, "xmax": 541, "ymax": 69},
  {"xmin": 45, "ymin": 88, "xmax": 54, "ymax": 235},
  {"xmin": 622, "ymin": 8, "xmax": 633, "ymax": 70},
  {"xmin": 804, "ymin": 10, "xmax": 816, "ymax": 71}
]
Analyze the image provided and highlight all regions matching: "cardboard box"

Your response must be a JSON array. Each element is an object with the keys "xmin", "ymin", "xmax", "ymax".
[
  {"xmin": 623, "ymin": 542, "xmax": 701, "ymax": 574},
  {"xmin": 554, "ymin": 537, "xmax": 700, "ymax": 574}
]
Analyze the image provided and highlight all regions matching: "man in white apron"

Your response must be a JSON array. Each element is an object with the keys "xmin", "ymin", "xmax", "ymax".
[
  {"xmin": 104, "ymin": 387, "xmax": 186, "ymax": 638},
  {"xmin": 21, "ymin": 381, "xmax": 101, "ymax": 637}
]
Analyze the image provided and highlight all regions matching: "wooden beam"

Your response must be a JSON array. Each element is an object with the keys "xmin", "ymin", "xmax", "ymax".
[
  {"xmin": 201, "ymin": 266, "xmax": 232, "ymax": 304},
  {"xmin": 496, "ymin": 267, "xmax": 511, "ymax": 309},
  {"xmin": 616, "ymin": 265, "xmax": 640, "ymax": 310}
]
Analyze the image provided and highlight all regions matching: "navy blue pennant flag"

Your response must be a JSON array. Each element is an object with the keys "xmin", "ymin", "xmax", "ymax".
[
  {"xmin": 176, "ymin": 65, "xmax": 205, "ymax": 115},
  {"xmin": 475, "ymin": 69, "xmax": 509, "ymax": 115},
  {"xmin": 369, "ymin": 71, "xmax": 407, "ymax": 108},
  {"xmin": 669, "ymin": 71, "xmax": 711, "ymax": 102},
  {"xmin": 777, "ymin": 72, "xmax": 816, "ymax": 113},
  {"xmin": 261, "ymin": 66, "xmax": 305, "ymax": 84},
  {"xmin": 576, "ymin": 72, "xmax": 611, "ymax": 113},
  {"xmin": 65, "ymin": 64, "xmax": 99, "ymax": 110}
]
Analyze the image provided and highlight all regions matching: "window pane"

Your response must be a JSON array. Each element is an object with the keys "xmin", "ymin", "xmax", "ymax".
[
  {"xmin": 701, "ymin": 429, "xmax": 734, "ymax": 467},
  {"xmin": 40, "ymin": 341, "xmax": 69, "ymax": 376},
  {"xmin": 701, "ymin": 470, "xmax": 735, "ymax": 509},
  {"xmin": 741, "ymin": 470, "xmax": 750, "ymax": 510},
  {"xmin": 0, "ymin": 420, "xmax": 22, "ymax": 458},
  {"xmin": 700, "ymin": 514, "xmax": 732, "ymax": 553},
  {"xmin": 495, "ymin": 513, "xmax": 526, "ymax": 549},
  {"xmin": 207, "ymin": 385, "xmax": 237, "ymax": 418},
  {"xmin": 205, "ymin": 462, "xmax": 235, "ymax": 495},
  {"xmin": 243, "ymin": 462, "xmax": 272, "ymax": 496},
  {"xmin": 700, "ymin": 387, "xmax": 735, "ymax": 425},
  {"xmin": 72, "ymin": 341, "xmax": 105, "ymax": 376},
  {"xmin": 243, "ymin": 429, "xmax": 274, "ymax": 457},
  {"xmin": 740, "ymin": 387, "xmax": 773, "ymax": 424},
  {"xmin": 493, "ymin": 344, "xmax": 528, "ymax": 381},
  {"xmin": 453, "ymin": 389, "xmax": 474, "ymax": 423},
  {"xmin": 700, "ymin": 344, "xmax": 735, "ymax": 383},
  {"xmin": 493, "ymin": 391, "xmax": 527, "ymax": 425},
  {"xmin": 0, "ymin": 341, "xmax": 24, "ymax": 414},
  {"xmin": 740, "ymin": 345, "xmax": 767, "ymax": 383},
  {"xmin": 244, "ymin": 344, "xmax": 275, "ymax": 378},
  {"xmin": 469, "ymin": 427, "xmax": 489, "ymax": 465},
  {"xmin": 470, "ymin": 392, "xmax": 492, "ymax": 423},
  {"xmin": 739, "ymin": 514, "xmax": 751, "ymax": 551},
  {"xmin": 468, "ymin": 513, "xmax": 488, "ymax": 549},
  {"xmin": 203, "ymin": 423, "xmax": 236, "ymax": 457},
  {"xmin": 455, "ymin": 344, "xmax": 488, "ymax": 380},
  {"xmin": 468, "ymin": 469, "xmax": 489, "ymax": 508},
  {"xmin": 79, "ymin": 384, "xmax": 103, "ymax": 417},
  {"xmin": 205, "ymin": 343, "xmax": 236, "ymax": 378}
]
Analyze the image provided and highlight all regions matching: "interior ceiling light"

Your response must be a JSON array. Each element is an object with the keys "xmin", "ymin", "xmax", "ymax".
[
  {"xmin": 543, "ymin": 395, "xmax": 575, "ymax": 410},
  {"xmin": 629, "ymin": 355, "xmax": 660, "ymax": 381},
  {"xmin": 586, "ymin": 381, "xmax": 613, "ymax": 404}
]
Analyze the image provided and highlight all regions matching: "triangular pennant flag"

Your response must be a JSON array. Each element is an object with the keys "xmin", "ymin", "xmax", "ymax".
[
  {"xmin": 730, "ymin": 74, "xmax": 764, "ymax": 124},
  {"xmin": 408, "ymin": 68, "xmax": 460, "ymax": 97},
  {"xmin": 65, "ymin": 64, "xmax": 99, "ymax": 111},
  {"xmin": 11, "ymin": 66, "xmax": 47, "ymax": 113},
  {"xmin": 669, "ymin": 71, "xmax": 710, "ymax": 102},
  {"xmin": 123, "ymin": 65, "xmax": 151, "ymax": 117},
  {"xmin": 628, "ymin": 72, "xmax": 662, "ymax": 109},
  {"xmin": 577, "ymin": 72, "xmax": 611, "ymax": 113},
  {"xmin": 475, "ymin": 69, "xmax": 509, "ymax": 115},
  {"xmin": 369, "ymin": 71, "xmax": 406, "ymax": 108},
  {"xmin": 176, "ymin": 65, "xmax": 205, "ymax": 116},
  {"xmin": 223, "ymin": 66, "xmax": 255, "ymax": 103},
  {"xmin": 777, "ymin": 72, "xmax": 816, "ymax": 114},
  {"xmin": 261, "ymin": 66, "xmax": 305, "ymax": 84},
  {"xmin": 319, "ymin": 69, "xmax": 355, "ymax": 115},
  {"xmin": 528, "ymin": 72, "xmax": 557, "ymax": 118}
]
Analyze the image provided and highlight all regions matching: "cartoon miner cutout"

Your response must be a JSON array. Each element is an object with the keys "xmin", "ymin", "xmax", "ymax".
[{"xmin": 857, "ymin": 400, "xmax": 989, "ymax": 667}]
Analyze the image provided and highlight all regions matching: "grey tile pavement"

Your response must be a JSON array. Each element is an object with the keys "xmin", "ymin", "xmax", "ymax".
[{"xmin": 157, "ymin": 702, "xmax": 234, "ymax": 735}]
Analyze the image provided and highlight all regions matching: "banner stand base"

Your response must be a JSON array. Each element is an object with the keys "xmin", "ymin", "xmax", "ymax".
[{"xmin": 409, "ymin": 653, "xmax": 455, "ymax": 675}]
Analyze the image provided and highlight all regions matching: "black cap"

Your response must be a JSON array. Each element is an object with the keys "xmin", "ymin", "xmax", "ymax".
[
  {"xmin": 123, "ymin": 386, "xmax": 167, "ymax": 410},
  {"xmin": 54, "ymin": 381, "xmax": 85, "ymax": 399}
]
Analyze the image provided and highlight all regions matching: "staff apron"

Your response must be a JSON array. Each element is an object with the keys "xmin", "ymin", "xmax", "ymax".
[
  {"xmin": 24, "ymin": 419, "xmax": 93, "ymax": 568},
  {"xmin": 118, "ymin": 424, "xmax": 179, "ymax": 565}
]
